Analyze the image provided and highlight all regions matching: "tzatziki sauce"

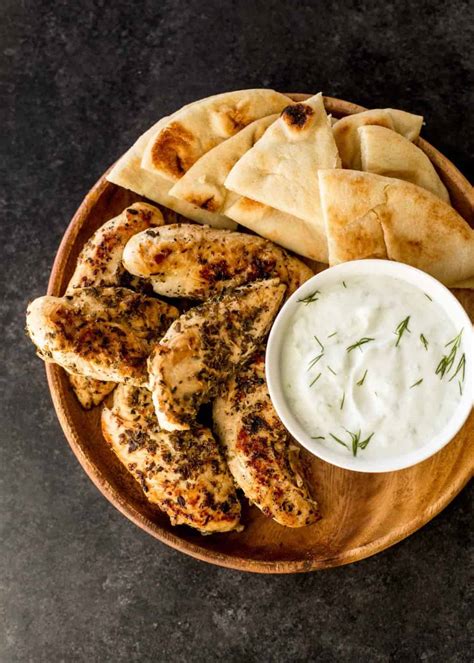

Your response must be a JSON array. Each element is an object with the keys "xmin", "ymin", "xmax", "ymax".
[{"xmin": 280, "ymin": 274, "xmax": 466, "ymax": 460}]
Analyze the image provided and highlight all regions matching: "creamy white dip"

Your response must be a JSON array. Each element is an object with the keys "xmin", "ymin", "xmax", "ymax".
[{"xmin": 281, "ymin": 274, "xmax": 465, "ymax": 460}]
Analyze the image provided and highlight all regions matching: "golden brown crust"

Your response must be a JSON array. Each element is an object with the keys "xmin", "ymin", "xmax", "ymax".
[
  {"xmin": 123, "ymin": 224, "xmax": 312, "ymax": 299},
  {"xmin": 67, "ymin": 374, "xmax": 116, "ymax": 409},
  {"xmin": 213, "ymin": 351, "xmax": 319, "ymax": 527},
  {"xmin": 281, "ymin": 103, "xmax": 314, "ymax": 129},
  {"xmin": 102, "ymin": 385, "xmax": 241, "ymax": 533},
  {"xmin": 147, "ymin": 279, "xmax": 286, "ymax": 431},
  {"xmin": 27, "ymin": 288, "xmax": 179, "ymax": 384},
  {"xmin": 150, "ymin": 122, "xmax": 196, "ymax": 180}
]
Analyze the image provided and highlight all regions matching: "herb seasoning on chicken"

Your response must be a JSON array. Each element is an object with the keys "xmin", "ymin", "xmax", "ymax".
[
  {"xmin": 123, "ymin": 224, "xmax": 312, "ymax": 299},
  {"xmin": 65, "ymin": 202, "xmax": 164, "ymax": 407},
  {"xmin": 148, "ymin": 278, "xmax": 286, "ymax": 431},
  {"xmin": 102, "ymin": 384, "xmax": 242, "ymax": 534},
  {"xmin": 213, "ymin": 351, "xmax": 319, "ymax": 527},
  {"xmin": 26, "ymin": 287, "xmax": 178, "ymax": 384}
]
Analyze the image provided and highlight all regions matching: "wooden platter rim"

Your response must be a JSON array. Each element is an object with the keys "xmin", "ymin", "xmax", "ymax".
[{"xmin": 45, "ymin": 94, "xmax": 473, "ymax": 574}]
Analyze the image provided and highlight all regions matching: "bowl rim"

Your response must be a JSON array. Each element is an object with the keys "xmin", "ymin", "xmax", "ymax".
[
  {"xmin": 266, "ymin": 259, "xmax": 474, "ymax": 473},
  {"xmin": 44, "ymin": 93, "xmax": 474, "ymax": 573}
]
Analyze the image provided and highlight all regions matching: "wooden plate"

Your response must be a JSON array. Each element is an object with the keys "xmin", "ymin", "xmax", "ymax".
[{"xmin": 45, "ymin": 95, "xmax": 474, "ymax": 573}]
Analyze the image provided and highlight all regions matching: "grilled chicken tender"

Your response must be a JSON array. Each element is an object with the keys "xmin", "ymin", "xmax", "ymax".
[
  {"xmin": 68, "ymin": 202, "xmax": 164, "ymax": 290},
  {"xmin": 66, "ymin": 202, "xmax": 164, "ymax": 407},
  {"xmin": 67, "ymin": 374, "xmax": 116, "ymax": 409},
  {"xmin": 148, "ymin": 278, "xmax": 286, "ymax": 431},
  {"xmin": 213, "ymin": 352, "xmax": 319, "ymax": 527},
  {"xmin": 101, "ymin": 384, "xmax": 241, "ymax": 533},
  {"xmin": 123, "ymin": 224, "xmax": 313, "ymax": 299},
  {"xmin": 26, "ymin": 287, "xmax": 178, "ymax": 384}
]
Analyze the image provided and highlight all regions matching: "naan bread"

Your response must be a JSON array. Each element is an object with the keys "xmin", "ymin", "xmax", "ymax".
[
  {"xmin": 225, "ymin": 197, "xmax": 329, "ymax": 263},
  {"xmin": 359, "ymin": 125, "xmax": 450, "ymax": 202},
  {"xmin": 106, "ymin": 122, "xmax": 236, "ymax": 230},
  {"xmin": 319, "ymin": 170, "xmax": 474, "ymax": 287},
  {"xmin": 225, "ymin": 93, "xmax": 340, "ymax": 234},
  {"xmin": 169, "ymin": 114, "xmax": 278, "ymax": 213},
  {"xmin": 333, "ymin": 108, "xmax": 424, "ymax": 168},
  {"xmin": 141, "ymin": 89, "xmax": 291, "ymax": 182}
]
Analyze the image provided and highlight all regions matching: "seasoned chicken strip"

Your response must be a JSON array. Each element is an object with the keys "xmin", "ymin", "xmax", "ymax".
[
  {"xmin": 68, "ymin": 374, "xmax": 116, "ymax": 409},
  {"xmin": 148, "ymin": 278, "xmax": 286, "ymax": 431},
  {"xmin": 213, "ymin": 351, "xmax": 319, "ymax": 527},
  {"xmin": 27, "ymin": 287, "xmax": 178, "ymax": 385},
  {"xmin": 68, "ymin": 202, "xmax": 164, "ymax": 290},
  {"xmin": 102, "ymin": 384, "xmax": 241, "ymax": 534},
  {"xmin": 66, "ymin": 202, "xmax": 163, "ymax": 407},
  {"xmin": 123, "ymin": 224, "xmax": 313, "ymax": 299}
]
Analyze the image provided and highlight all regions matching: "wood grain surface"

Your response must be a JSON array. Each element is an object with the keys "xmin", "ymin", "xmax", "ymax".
[{"xmin": 45, "ymin": 95, "xmax": 473, "ymax": 573}]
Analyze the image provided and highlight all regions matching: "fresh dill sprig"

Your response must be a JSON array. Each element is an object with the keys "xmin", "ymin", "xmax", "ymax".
[
  {"xmin": 307, "ymin": 353, "xmax": 324, "ymax": 370},
  {"xmin": 328, "ymin": 366, "xmax": 337, "ymax": 376},
  {"xmin": 311, "ymin": 435, "xmax": 325, "ymax": 440},
  {"xmin": 328, "ymin": 331, "xmax": 338, "ymax": 338},
  {"xmin": 410, "ymin": 378, "xmax": 423, "ymax": 388},
  {"xmin": 424, "ymin": 293, "xmax": 433, "ymax": 301},
  {"xmin": 459, "ymin": 381, "xmax": 463, "ymax": 396},
  {"xmin": 449, "ymin": 353, "xmax": 465, "ymax": 383},
  {"xmin": 340, "ymin": 392, "xmax": 345, "ymax": 410},
  {"xmin": 394, "ymin": 316, "xmax": 411, "ymax": 347},
  {"xmin": 298, "ymin": 289, "xmax": 320, "ymax": 306},
  {"xmin": 347, "ymin": 337, "xmax": 375, "ymax": 353},
  {"xmin": 329, "ymin": 430, "xmax": 374, "ymax": 457},
  {"xmin": 420, "ymin": 334, "xmax": 429, "ymax": 350},
  {"xmin": 436, "ymin": 329, "xmax": 463, "ymax": 380},
  {"xmin": 342, "ymin": 281, "xmax": 347, "ymax": 288},
  {"xmin": 329, "ymin": 433, "xmax": 349, "ymax": 450},
  {"xmin": 314, "ymin": 335, "xmax": 324, "ymax": 352},
  {"xmin": 310, "ymin": 372, "xmax": 322, "ymax": 387},
  {"xmin": 356, "ymin": 369, "xmax": 368, "ymax": 386}
]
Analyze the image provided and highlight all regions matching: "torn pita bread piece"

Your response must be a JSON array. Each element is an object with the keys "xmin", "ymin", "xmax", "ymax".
[
  {"xmin": 359, "ymin": 125, "xmax": 450, "ymax": 202},
  {"xmin": 169, "ymin": 114, "xmax": 278, "ymax": 214},
  {"xmin": 225, "ymin": 93, "xmax": 340, "ymax": 235},
  {"xmin": 333, "ymin": 108, "xmax": 424, "ymax": 168},
  {"xmin": 318, "ymin": 169, "xmax": 474, "ymax": 287},
  {"xmin": 141, "ymin": 89, "xmax": 291, "ymax": 182},
  {"xmin": 225, "ymin": 197, "xmax": 329, "ymax": 264},
  {"xmin": 106, "ymin": 122, "xmax": 236, "ymax": 230}
]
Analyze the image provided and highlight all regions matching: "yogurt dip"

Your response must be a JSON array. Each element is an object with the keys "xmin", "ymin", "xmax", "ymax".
[{"xmin": 279, "ymin": 273, "xmax": 467, "ymax": 461}]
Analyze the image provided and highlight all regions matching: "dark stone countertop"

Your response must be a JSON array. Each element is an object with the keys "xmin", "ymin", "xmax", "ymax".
[{"xmin": 1, "ymin": 1, "xmax": 472, "ymax": 661}]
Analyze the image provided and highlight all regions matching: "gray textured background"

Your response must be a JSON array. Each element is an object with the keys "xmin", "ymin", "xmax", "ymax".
[{"xmin": 1, "ymin": 1, "xmax": 473, "ymax": 661}]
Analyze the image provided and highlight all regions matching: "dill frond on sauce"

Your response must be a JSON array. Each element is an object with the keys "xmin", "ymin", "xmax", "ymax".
[
  {"xmin": 410, "ymin": 378, "xmax": 423, "ymax": 389},
  {"xmin": 307, "ymin": 353, "xmax": 324, "ymax": 370},
  {"xmin": 298, "ymin": 289, "xmax": 320, "ymax": 306},
  {"xmin": 313, "ymin": 335, "xmax": 324, "ymax": 352},
  {"xmin": 420, "ymin": 334, "xmax": 429, "ymax": 350},
  {"xmin": 310, "ymin": 372, "xmax": 322, "ymax": 387},
  {"xmin": 347, "ymin": 337, "xmax": 375, "ymax": 353},
  {"xmin": 329, "ymin": 430, "xmax": 374, "ymax": 457},
  {"xmin": 356, "ymin": 369, "xmax": 368, "ymax": 386},
  {"xmin": 394, "ymin": 316, "xmax": 411, "ymax": 347},
  {"xmin": 436, "ymin": 329, "xmax": 463, "ymax": 380}
]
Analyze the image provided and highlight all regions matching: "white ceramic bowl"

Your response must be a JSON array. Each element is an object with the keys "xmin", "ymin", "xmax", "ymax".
[{"xmin": 266, "ymin": 260, "xmax": 474, "ymax": 473}]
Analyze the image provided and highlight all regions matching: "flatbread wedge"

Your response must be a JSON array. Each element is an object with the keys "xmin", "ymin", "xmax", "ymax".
[
  {"xmin": 225, "ymin": 93, "xmax": 340, "ymax": 233},
  {"xmin": 333, "ymin": 108, "xmax": 423, "ymax": 168},
  {"xmin": 359, "ymin": 125, "xmax": 449, "ymax": 202},
  {"xmin": 106, "ymin": 121, "xmax": 236, "ymax": 230},
  {"xmin": 169, "ymin": 114, "xmax": 278, "ymax": 213},
  {"xmin": 141, "ymin": 89, "xmax": 291, "ymax": 182},
  {"xmin": 318, "ymin": 170, "xmax": 474, "ymax": 287},
  {"xmin": 225, "ymin": 197, "xmax": 329, "ymax": 263}
]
